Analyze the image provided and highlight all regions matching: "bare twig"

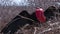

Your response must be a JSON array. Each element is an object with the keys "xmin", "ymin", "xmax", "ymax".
[{"xmin": 34, "ymin": 27, "xmax": 37, "ymax": 34}]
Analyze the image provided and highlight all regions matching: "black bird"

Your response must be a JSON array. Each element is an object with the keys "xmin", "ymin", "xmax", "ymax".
[
  {"xmin": 44, "ymin": 6, "xmax": 56, "ymax": 21},
  {"xmin": 1, "ymin": 10, "xmax": 34, "ymax": 34}
]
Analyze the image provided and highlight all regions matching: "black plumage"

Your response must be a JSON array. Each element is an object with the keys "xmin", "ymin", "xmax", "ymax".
[
  {"xmin": 44, "ymin": 6, "xmax": 56, "ymax": 21},
  {"xmin": 19, "ymin": 10, "xmax": 31, "ymax": 18},
  {"xmin": 1, "ymin": 10, "xmax": 34, "ymax": 34},
  {"xmin": 30, "ymin": 12, "xmax": 38, "ymax": 22}
]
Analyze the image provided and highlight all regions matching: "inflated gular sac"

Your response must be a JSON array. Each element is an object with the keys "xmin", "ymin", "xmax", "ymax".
[{"xmin": 35, "ymin": 8, "xmax": 46, "ymax": 23}]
